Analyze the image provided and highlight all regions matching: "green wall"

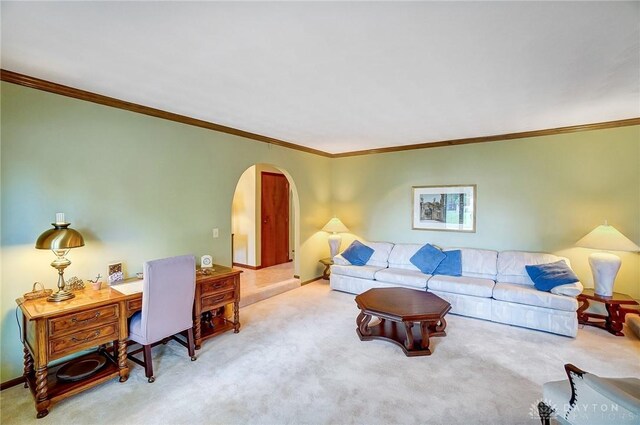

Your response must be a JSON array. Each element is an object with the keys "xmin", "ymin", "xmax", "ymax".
[
  {"xmin": 0, "ymin": 82, "xmax": 331, "ymax": 380},
  {"xmin": 331, "ymin": 126, "xmax": 640, "ymax": 300},
  {"xmin": 1, "ymin": 81, "xmax": 639, "ymax": 382}
]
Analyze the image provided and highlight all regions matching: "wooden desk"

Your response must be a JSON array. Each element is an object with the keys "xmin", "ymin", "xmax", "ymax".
[
  {"xmin": 16, "ymin": 265, "xmax": 241, "ymax": 418},
  {"xmin": 17, "ymin": 287, "xmax": 130, "ymax": 418}
]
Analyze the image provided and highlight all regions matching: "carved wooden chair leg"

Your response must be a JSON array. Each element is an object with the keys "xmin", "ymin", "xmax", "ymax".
[
  {"xmin": 142, "ymin": 345, "xmax": 154, "ymax": 383},
  {"xmin": 537, "ymin": 401, "xmax": 552, "ymax": 425}
]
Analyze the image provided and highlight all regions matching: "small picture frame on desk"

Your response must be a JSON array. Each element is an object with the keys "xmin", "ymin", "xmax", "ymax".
[{"xmin": 107, "ymin": 262, "xmax": 124, "ymax": 285}]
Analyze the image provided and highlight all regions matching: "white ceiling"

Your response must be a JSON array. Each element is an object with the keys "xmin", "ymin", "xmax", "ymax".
[{"xmin": 2, "ymin": 1, "xmax": 639, "ymax": 154}]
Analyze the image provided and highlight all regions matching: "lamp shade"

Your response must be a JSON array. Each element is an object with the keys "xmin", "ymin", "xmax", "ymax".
[
  {"xmin": 322, "ymin": 217, "xmax": 349, "ymax": 234},
  {"xmin": 36, "ymin": 223, "xmax": 85, "ymax": 250},
  {"xmin": 575, "ymin": 224, "xmax": 640, "ymax": 252}
]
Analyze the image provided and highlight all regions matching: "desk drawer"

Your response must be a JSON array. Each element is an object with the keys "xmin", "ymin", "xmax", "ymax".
[
  {"xmin": 201, "ymin": 277, "xmax": 236, "ymax": 296},
  {"xmin": 49, "ymin": 305, "xmax": 119, "ymax": 338},
  {"xmin": 49, "ymin": 323, "xmax": 118, "ymax": 359},
  {"xmin": 127, "ymin": 299, "xmax": 142, "ymax": 314},
  {"xmin": 202, "ymin": 291, "xmax": 236, "ymax": 310}
]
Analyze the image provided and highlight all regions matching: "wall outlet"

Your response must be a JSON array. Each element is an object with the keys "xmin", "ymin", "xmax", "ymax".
[{"xmin": 212, "ymin": 228, "xmax": 219, "ymax": 238}]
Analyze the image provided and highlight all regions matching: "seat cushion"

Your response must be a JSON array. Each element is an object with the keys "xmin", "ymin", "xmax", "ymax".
[
  {"xmin": 128, "ymin": 311, "xmax": 145, "ymax": 344},
  {"xmin": 331, "ymin": 264, "xmax": 386, "ymax": 280},
  {"xmin": 427, "ymin": 275, "xmax": 495, "ymax": 298},
  {"xmin": 374, "ymin": 268, "xmax": 430, "ymax": 289},
  {"xmin": 493, "ymin": 282, "xmax": 578, "ymax": 312}
]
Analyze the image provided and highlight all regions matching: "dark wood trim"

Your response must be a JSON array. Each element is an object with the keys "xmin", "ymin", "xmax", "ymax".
[
  {"xmin": 232, "ymin": 262, "xmax": 263, "ymax": 270},
  {"xmin": 0, "ymin": 69, "xmax": 332, "ymax": 158},
  {"xmin": 332, "ymin": 117, "xmax": 640, "ymax": 158},
  {"xmin": 301, "ymin": 276, "xmax": 322, "ymax": 285},
  {"xmin": 1, "ymin": 375, "xmax": 26, "ymax": 391},
  {"xmin": 2, "ymin": 69, "xmax": 637, "ymax": 159}
]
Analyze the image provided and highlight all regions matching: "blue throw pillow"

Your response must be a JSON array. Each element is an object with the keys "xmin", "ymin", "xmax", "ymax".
[
  {"xmin": 526, "ymin": 260, "xmax": 579, "ymax": 292},
  {"xmin": 341, "ymin": 240, "xmax": 374, "ymax": 266},
  {"xmin": 433, "ymin": 250, "xmax": 462, "ymax": 276},
  {"xmin": 410, "ymin": 244, "xmax": 446, "ymax": 274}
]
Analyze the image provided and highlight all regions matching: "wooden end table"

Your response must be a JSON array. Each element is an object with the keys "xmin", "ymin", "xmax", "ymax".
[
  {"xmin": 355, "ymin": 288, "xmax": 451, "ymax": 356},
  {"xmin": 577, "ymin": 289, "xmax": 639, "ymax": 336},
  {"xmin": 319, "ymin": 258, "xmax": 333, "ymax": 280}
]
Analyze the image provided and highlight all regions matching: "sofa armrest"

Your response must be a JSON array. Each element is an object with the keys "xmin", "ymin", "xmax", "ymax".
[{"xmin": 332, "ymin": 254, "xmax": 351, "ymax": 266}]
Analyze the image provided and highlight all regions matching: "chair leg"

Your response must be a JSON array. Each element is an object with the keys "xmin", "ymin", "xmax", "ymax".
[
  {"xmin": 537, "ymin": 402, "xmax": 552, "ymax": 425},
  {"xmin": 187, "ymin": 328, "xmax": 196, "ymax": 361},
  {"xmin": 143, "ymin": 344, "xmax": 155, "ymax": 383}
]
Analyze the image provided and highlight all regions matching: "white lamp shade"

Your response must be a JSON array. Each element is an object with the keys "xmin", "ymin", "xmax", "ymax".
[
  {"xmin": 322, "ymin": 217, "xmax": 349, "ymax": 234},
  {"xmin": 575, "ymin": 224, "xmax": 640, "ymax": 252}
]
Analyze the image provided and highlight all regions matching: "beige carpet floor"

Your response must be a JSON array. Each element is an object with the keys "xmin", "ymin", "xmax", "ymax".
[{"xmin": 2, "ymin": 281, "xmax": 639, "ymax": 425}]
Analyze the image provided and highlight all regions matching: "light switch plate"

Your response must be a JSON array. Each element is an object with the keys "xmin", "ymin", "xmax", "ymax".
[{"xmin": 212, "ymin": 228, "xmax": 219, "ymax": 238}]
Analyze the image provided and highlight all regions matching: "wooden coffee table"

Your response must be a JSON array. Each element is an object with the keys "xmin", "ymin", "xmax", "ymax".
[{"xmin": 355, "ymin": 288, "xmax": 451, "ymax": 356}]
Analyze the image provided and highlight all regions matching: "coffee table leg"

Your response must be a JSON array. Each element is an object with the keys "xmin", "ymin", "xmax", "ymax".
[
  {"xmin": 404, "ymin": 322, "xmax": 415, "ymax": 350},
  {"xmin": 356, "ymin": 312, "xmax": 372, "ymax": 336},
  {"xmin": 419, "ymin": 321, "xmax": 430, "ymax": 350}
]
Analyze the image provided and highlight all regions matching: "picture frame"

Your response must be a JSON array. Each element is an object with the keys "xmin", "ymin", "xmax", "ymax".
[
  {"xmin": 107, "ymin": 262, "xmax": 124, "ymax": 285},
  {"xmin": 412, "ymin": 184, "xmax": 476, "ymax": 232}
]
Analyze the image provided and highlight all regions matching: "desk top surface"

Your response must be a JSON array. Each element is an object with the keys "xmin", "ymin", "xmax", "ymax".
[{"xmin": 17, "ymin": 264, "xmax": 241, "ymax": 320}]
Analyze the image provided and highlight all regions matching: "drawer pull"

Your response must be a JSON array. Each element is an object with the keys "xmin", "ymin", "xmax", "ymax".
[
  {"xmin": 71, "ymin": 312, "xmax": 101, "ymax": 324},
  {"xmin": 213, "ymin": 282, "xmax": 225, "ymax": 289},
  {"xmin": 71, "ymin": 330, "xmax": 101, "ymax": 343},
  {"xmin": 211, "ymin": 295, "xmax": 226, "ymax": 303}
]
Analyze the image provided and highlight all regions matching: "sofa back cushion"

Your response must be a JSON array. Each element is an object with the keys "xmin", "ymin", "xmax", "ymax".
[
  {"xmin": 361, "ymin": 241, "xmax": 394, "ymax": 268},
  {"xmin": 388, "ymin": 244, "xmax": 424, "ymax": 271},
  {"xmin": 443, "ymin": 247, "xmax": 498, "ymax": 280},
  {"xmin": 497, "ymin": 251, "xmax": 572, "ymax": 285}
]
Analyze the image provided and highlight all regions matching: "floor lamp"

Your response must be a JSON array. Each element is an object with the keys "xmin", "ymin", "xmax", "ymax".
[
  {"xmin": 322, "ymin": 217, "xmax": 349, "ymax": 258},
  {"xmin": 575, "ymin": 221, "xmax": 640, "ymax": 297}
]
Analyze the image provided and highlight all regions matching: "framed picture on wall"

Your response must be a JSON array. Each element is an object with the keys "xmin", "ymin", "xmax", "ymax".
[{"xmin": 412, "ymin": 185, "xmax": 476, "ymax": 232}]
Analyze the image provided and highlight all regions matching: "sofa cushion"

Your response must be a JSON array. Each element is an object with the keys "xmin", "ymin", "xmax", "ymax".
[
  {"xmin": 497, "ymin": 251, "xmax": 573, "ymax": 285},
  {"xmin": 427, "ymin": 275, "xmax": 495, "ymax": 298},
  {"xmin": 433, "ymin": 250, "xmax": 462, "ymax": 276},
  {"xmin": 410, "ymin": 244, "xmax": 446, "ymax": 274},
  {"xmin": 526, "ymin": 260, "xmax": 580, "ymax": 292},
  {"xmin": 388, "ymin": 243, "xmax": 423, "ymax": 271},
  {"xmin": 443, "ymin": 247, "xmax": 498, "ymax": 280},
  {"xmin": 363, "ymin": 241, "xmax": 395, "ymax": 268},
  {"xmin": 492, "ymin": 282, "xmax": 579, "ymax": 312},
  {"xmin": 341, "ymin": 240, "xmax": 374, "ymax": 266},
  {"xmin": 331, "ymin": 264, "xmax": 386, "ymax": 280},
  {"xmin": 374, "ymin": 268, "xmax": 430, "ymax": 289}
]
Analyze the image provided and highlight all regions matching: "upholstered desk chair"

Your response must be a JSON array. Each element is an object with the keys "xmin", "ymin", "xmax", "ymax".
[
  {"xmin": 127, "ymin": 255, "xmax": 197, "ymax": 383},
  {"xmin": 538, "ymin": 364, "xmax": 640, "ymax": 424}
]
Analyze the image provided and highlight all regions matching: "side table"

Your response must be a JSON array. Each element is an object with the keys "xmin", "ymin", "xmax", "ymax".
[
  {"xmin": 577, "ymin": 289, "xmax": 639, "ymax": 336},
  {"xmin": 319, "ymin": 258, "xmax": 333, "ymax": 280}
]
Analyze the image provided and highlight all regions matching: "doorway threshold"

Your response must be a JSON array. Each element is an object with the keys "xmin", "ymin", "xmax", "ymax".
[{"xmin": 234, "ymin": 262, "xmax": 301, "ymax": 307}]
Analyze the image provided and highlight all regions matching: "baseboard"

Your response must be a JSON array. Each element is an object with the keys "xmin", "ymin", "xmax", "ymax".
[
  {"xmin": 1, "ymin": 375, "xmax": 25, "ymax": 391},
  {"xmin": 232, "ymin": 263, "xmax": 263, "ymax": 270},
  {"xmin": 301, "ymin": 276, "xmax": 323, "ymax": 285}
]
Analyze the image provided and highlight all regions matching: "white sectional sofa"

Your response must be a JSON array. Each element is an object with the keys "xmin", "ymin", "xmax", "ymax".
[{"xmin": 330, "ymin": 242, "xmax": 583, "ymax": 337}]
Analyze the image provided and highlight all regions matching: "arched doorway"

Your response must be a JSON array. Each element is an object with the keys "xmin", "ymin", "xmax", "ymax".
[{"xmin": 231, "ymin": 164, "xmax": 301, "ymax": 305}]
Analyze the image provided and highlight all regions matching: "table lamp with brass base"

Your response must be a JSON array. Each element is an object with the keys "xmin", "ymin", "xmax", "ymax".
[{"xmin": 35, "ymin": 213, "xmax": 85, "ymax": 302}]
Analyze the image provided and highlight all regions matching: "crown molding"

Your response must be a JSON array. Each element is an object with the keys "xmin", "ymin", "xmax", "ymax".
[
  {"xmin": 0, "ymin": 69, "xmax": 332, "ymax": 158},
  {"xmin": 332, "ymin": 117, "xmax": 640, "ymax": 158},
  {"xmin": 2, "ymin": 69, "xmax": 638, "ymax": 159}
]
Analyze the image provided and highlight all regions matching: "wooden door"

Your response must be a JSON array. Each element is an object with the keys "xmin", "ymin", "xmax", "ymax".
[{"xmin": 261, "ymin": 172, "xmax": 290, "ymax": 268}]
